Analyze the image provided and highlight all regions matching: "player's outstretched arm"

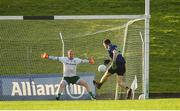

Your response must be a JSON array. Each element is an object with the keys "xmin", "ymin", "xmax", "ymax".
[
  {"xmin": 80, "ymin": 56, "xmax": 95, "ymax": 64},
  {"xmin": 41, "ymin": 53, "xmax": 63, "ymax": 61}
]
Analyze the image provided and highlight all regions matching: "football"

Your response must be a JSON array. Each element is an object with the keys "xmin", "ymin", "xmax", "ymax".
[{"xmin": 98, "ymin": 64, "xmax": 107, "ymax": 73}]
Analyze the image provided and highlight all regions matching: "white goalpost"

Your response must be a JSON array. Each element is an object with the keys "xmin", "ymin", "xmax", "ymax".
[
  {"xmin": 59, "ymin": 32, "xmax": 64, "ymax": 57},
  {"xmin": 144, "ymin": 0, "xmax": 150, "ymax": 99}
]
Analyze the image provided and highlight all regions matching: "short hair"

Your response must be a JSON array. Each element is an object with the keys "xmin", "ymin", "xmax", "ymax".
[
  {"xmin": 103, "ymin": 39, "xmax": 111, "ymax": 45},
  {"xmin": 67, "ymin": 50, "xmax": 73, "ymax": 53}
]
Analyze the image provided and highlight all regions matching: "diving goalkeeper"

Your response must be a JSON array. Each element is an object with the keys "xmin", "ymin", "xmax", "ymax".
[
  {"xmin": 93, "ymin": 39, "xmax": 132, "ymax": 99},
  {"xmin": 41, "ymin": 50, "xmax": 96, "ymax": 100}
]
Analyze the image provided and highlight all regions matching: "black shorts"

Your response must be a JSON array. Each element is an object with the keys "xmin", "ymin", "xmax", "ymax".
[
  {"xmin": 63, "ymin": 76, "xmax": 80, "ymax": 84},
  {"xmin": 108, "ymin": 62, "xmax": 126, "ymax": 76}
]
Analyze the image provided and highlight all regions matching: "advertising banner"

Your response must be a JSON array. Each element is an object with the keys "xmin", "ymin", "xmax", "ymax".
[{"xmin": 0, "ymin": 73, "xmax": 95, "ymax": 100}]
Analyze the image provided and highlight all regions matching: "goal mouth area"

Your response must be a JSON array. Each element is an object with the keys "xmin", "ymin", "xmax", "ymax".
[{"xmin": 0, "ymin": 15, "xmax": 147, "ymax": 100}]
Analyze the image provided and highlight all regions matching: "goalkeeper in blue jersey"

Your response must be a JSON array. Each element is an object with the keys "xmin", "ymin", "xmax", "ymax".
[
  {"xmin": 41, "ymin": 50, "xmax": 96, "ymax": 100},
  {"xmin": 93, "ymin": 39, "xmax": 132, "ymax": 99}
]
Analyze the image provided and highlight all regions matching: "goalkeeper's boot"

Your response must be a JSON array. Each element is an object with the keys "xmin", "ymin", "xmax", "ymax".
[
  {"xmin": 89, "ymin": 92, "xmax": 96, "ymax": 100},
  {"xmin": 56, "ymin": 93, "xmax": 61, "ymax": 100},
  {"xmin": 126, "ymin": 88, "xmax": 132, "ymax": 99},
  {"xmin": 93, "ymin": 80, "xmax": 102, "ymax": 89},
  {"xmin": 91, "ymin": 95, "xmax": 96, "ymax": 100}
]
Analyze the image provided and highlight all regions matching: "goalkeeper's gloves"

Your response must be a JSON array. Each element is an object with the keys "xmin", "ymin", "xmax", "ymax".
[
  {"xmin": 104, "ymin": 59, "xmax": 110, "ymax": 65},
  {"xmin": 89, "ymin": 56, "xmax": 95, "ymax": 64},
  {"xmin": 41, "ymin": 53, "xmax": 49, "ymax": 59}
]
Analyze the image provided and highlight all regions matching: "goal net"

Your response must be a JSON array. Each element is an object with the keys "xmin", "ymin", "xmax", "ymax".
[{"xmin": 0, "ymin": 16, "xmax": 146, "ymax": 100}]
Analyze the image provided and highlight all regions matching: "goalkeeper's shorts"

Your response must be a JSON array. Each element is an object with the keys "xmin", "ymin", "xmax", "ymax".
[
  {"xmin": 63, "ymin": 76, "xmax": 80, "ymax": 85},
  {"xmin": 108, "ymin": 62, "xmax": 126, "ymax": 76}
]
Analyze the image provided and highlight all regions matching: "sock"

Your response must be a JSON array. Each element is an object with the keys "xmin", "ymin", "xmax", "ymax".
[
  {"xmin": 57, "ymin": 92, "xmax": 63, "ymax": 97},
  {"xmin": 88, "ymin": 92, "xmax": 94, "ymax": 97}
]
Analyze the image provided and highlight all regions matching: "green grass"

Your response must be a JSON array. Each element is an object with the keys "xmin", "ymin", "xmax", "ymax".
[
  {"xmin": 150, "ymin": 0, "xmax": 180, "ymax": 92},
  {"xmin": 0, "ymin": 99, "xmax": 180, "ymax": 110},
  {"xmin": 0, "ymin": 0, "xmax": 145, "ymax": 15},
  {"xmin": 0, "ymin": 0, "xmax": 180, "ymax": 93}
]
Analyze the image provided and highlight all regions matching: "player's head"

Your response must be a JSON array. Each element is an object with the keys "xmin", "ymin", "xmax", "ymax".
[
  {"xmin": 67, "ymin": 50, "xmax": 74, "ymax": 59},
  {"xmin": 103, "ymin": 39, "xmax": 111, "ymax": 49}
]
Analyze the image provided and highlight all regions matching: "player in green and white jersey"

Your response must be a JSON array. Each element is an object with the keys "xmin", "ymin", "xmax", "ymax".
[{"xmin": 41, "ymin": 50, "xmax": 96, "ymax": 100}]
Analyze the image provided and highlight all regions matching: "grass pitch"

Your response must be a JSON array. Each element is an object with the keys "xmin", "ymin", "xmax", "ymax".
[
  {"xmin": 0, "ymin": 99, "xmax": 180, "ymax": 110},
  {"xmin": 0, "ymin": 0, "xmax": 179, "ymax": 93}
]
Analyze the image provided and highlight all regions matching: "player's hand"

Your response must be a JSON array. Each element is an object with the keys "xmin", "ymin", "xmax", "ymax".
[
  {"xmin": 41, "ymin": 53, "xmax": 49, "ymax": 59},
  {"xmin": 89, "ymin": 56, "xmax": 95, "ymax": 64},
  {"xmin": 111, "ymin": 61, "xmax": 117, "ymax": 69},
  {"xmin": 104, "ymin": 59, "xmax": 110, "ymax": 65}
]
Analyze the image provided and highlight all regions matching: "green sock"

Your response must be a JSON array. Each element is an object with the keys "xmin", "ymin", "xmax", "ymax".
[
  {"xmin": 57, "ymin": 93, "xmax": 62, "ymax": 97},
  {"xmin": 88, "ymin": 92, "xmax": 94, "ymax": 97}
]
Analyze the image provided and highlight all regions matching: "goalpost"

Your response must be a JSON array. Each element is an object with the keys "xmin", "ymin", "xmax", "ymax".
[
  {"xmin": 0, "ymin": 0, "xmax": 149, "ymax": 100},
  {"xmin": 144, "ymin": 0, "xmax": 150, "ymax": 99}
]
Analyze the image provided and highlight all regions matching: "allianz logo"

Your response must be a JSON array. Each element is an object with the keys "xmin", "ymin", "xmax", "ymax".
[{"xmin": 11, "ymin": 81, "xmax": 86, "ymax": 97}]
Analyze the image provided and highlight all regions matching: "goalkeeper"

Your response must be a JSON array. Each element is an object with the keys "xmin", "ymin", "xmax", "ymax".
[
  {"xmin": 41, "ymin": 50, "xmax": 96, "ymax": 100},
  {"xmin": 93, "ymin": 39, "xmax": 132, "ymax": 99}
]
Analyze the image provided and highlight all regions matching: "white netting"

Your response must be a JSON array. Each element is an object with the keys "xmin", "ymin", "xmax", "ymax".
[{"xmin": 0, "ymin": 19, "xmax": 144, "ymax": 99}]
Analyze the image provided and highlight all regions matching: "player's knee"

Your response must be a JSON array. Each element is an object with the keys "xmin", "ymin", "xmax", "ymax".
[
  {"xmin": 118, "ymin": 81, "xmax": 124, "ymax": 87},
  {"xmin": 83, "ymin": 82, "xmax": 88, "ymax": 87},
  {"xmin": 80, "ymin": 81, "xmax": 88, "ymax": 87},
  {"xmin": 60, "ymin": 81, "xmax": 66, "ymax": 88}
]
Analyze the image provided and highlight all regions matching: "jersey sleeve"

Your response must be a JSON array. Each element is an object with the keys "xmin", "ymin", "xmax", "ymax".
[
  {"xmin": 75, "ymin": 58, "xmax": 89, "ymax": 64},
  {"xmin": 111, "ymin": 45, "xmax": 118, "ymax": 53},
  {"xmin": 81, "ymin": 59, "xmax": 89, "ymax": 64},
  {"xmin": 113, "ymin": 45, "xmax": 118, "ymax": 50},
  {"xmin": 48, "ymin": 56, "xmax": 66, "ymax": 63}
]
